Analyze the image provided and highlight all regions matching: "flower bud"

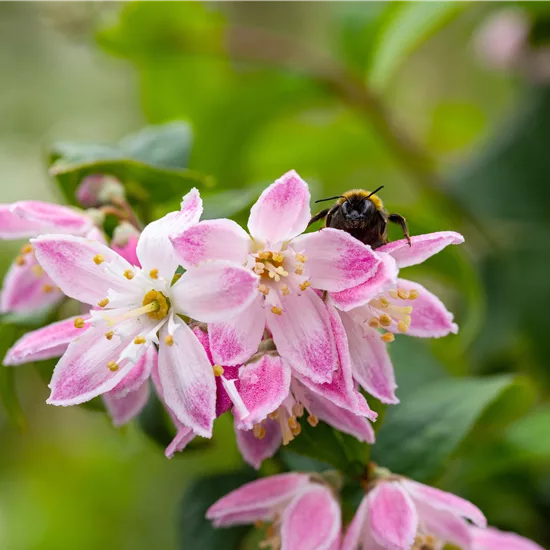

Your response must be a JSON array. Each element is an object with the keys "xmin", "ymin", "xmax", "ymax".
[
  {"xmin": 111, "ymin": 222, "xmax": 140, "ymax": 266},
  {"xmin": 76, "ymin": 175, "xmax": 125, "ymax": 207}
]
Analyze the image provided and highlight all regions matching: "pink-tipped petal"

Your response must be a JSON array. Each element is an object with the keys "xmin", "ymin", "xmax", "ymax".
[
  {"xmin": 103, "ymin": 382, "xmax": 150, "ymax": 427},
  {"xmin": 339, "ymin": 311, "xmax": 398, "ymax": 404},
  {"xmin": 402, "ymin": 479, "xmax": 486, "ymax": 527},
  {"xmin": 280, "ymin": 484, "xmax": 341, "ymax": 550},
  {"xmin": 292, "ymin": 228, "xmax": 380, "ymax": 292},
  {"xmin": 172, "ymin": 260, "xmax": 259, "ymax": 323},
  {"xmin": 170, "ymin": 218, "xmax": 251, "ymax": 269},
  {"xmin": 31, "ymin": 234, "xmax": 133, "ymax": 305},
  {"xmin": 47, "ymin": 319, "xmax": 147, "ymax": 406},
  {"xmin": 4, "ymin": 314, "xmax": 91, "ymax": 366},
  {"xmin": 209, "ymin": 295, "xmax": 265, "ymax": 366},
  {"xmin": 378, "ymin": 231, "xmax": 464, "ymax": 268},
  {"xmin": 236, "ymin": 354, "xmax": 292, "ymax": 429},
  {"xmin": 235, "ymin": 418, "xmax": 282, "ymax": 470},
  {"xmin": 341, "ymin": 495, "xmax": 369, "ymax": 550},
  {"xmin": 206, "ymin": 473, "xmax": 310, "ymax": 526},
  {"xmin": 136, "ymin": 188, "xmax": 202, "ymax": 279},
  {"xmin": 267, "ymin": 290, "xmax": 337, "ymax": 384},
  {"xmin": 368, "ymin": 481, "xmax": 418, "ymax": 550},
  {"xmin": 415, "ymin": 501, "xmax": 471, "ymax": 549},
  {"xmin": 0, "ymin": 205, "xmax": 44, "ymax": 239},
  {"xmin": 111, "ymin": 235, "xmax": 140, "ymax": 267},
  {"xmin": 471, "ymin": 527, "xmax": 544, "ymax": 550},
  {"xmin": 248, "ymin": 170, "xmax": 311, "ymax": 244},
  {"xmin": 109, "ymin": 344, "xmax": 156, "ymax": 398},
  {"xmin": 330, "ymin": 253, "xmax": 398, "ymax": 312},
  {"xmin": 157, "ymin": 317, "xmax": 216, "ymax": 438},
  {"xmin": 392, "ymin": 279, "xmax": 458, "ymax": 338},
  {"xmin": 165, "ymin": 426, "xmax": 196, "ymax": 459}
]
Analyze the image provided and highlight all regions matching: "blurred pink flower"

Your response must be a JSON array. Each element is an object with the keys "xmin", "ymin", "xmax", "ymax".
[
  {"xmin": 75, "ymin": 174, "xmax": 125, "ymax": 208},
  {"xmin": 342, "ymin": 468, "xmax": 486, "ymax": 550},
  {"xmin": 206, "ymin": 472, "xmax": 341, "ymax": 550},
  {"xmin": 470, "ymin": 526, "xmax": 544, "ymax": 550}
]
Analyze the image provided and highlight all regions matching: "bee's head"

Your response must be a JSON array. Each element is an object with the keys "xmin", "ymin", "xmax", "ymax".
[{"xmin": 341, "ymin": 196, "xmax": 373, "ymax": 221}]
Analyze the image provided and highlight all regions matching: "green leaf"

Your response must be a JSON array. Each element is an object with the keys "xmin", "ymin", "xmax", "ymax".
[
  {"xmin": 0, "ymin": 324, "xmax": 26, "ymax": 429},
  {"xmin": 178, "ymin": 471, "xmax": 256, "ymax": 550},
  {"xmin": 506, "ymin": 405, "xmax": 550, "ymax": 462},
  {"xmin": 372, "ymin": 375, "xmax": 518, "ymax": 482},
  {"xmin": 137, "ymin": 386, "xmax": 174, "ymax": 448},
  {"xmin": 368, "ymin": 2, "xmax": 468, "ymax": 89}
]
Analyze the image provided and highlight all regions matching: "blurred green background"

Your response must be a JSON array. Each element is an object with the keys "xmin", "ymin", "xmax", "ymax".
[{"xmin": 1, "ymin": 2, "xmax": 550, "ymax": 549}]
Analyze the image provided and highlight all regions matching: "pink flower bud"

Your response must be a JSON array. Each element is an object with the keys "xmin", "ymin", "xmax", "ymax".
[{"xmin": 76, "ymin": 175, "xmax": 125, "ymax": 207}]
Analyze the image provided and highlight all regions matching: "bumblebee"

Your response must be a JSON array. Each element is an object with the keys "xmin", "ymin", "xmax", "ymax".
[{"xmin": 308, "ymin": 186, "xmax": 410, "ymax": 249}]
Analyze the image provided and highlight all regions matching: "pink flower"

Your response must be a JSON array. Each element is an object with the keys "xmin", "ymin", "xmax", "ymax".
[
  {"xmin": 26, "ymin": 189, "xmax": 259, "ymax": 437},
  {"xmin": 329, "ymin": 232, "xmax": 464, "ymax": 404},
  {"xmin": 170, "ymin": 170, "xmax": 382, "ymax": 385},
  {"xmin": 342, "ymin": 467, "xmax": 486, "ymax": 550},
  {"xmin": 75, "ymin": 174, "xmax": 125, "ymax": 208},
  {"xmin": 470, "ymin": 526, "xmax": 544, "ymax": 550},
  {"xmin": 206, "ymin": 473, "xmax": 341, "ymax": 550},
  {"xmin": 0, "ymin": 201, "xmax": 94, "ymax": 313}
]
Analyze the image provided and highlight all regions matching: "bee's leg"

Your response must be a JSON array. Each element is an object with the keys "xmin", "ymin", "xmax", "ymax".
[
  {"xmin": 307, "ymin": 208, "xmax": 330, "ymax": 228},
  {"xmin": 389, "ymin": 213, "xmax": 411, "ymax": 246}
]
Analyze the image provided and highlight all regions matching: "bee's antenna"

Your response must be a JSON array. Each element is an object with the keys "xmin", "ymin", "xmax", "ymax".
[
  {"xmin": 315, "ymin": 195, "xmax": 346, "ymax": 204},
  {"xmin": 367, "ymin": 186, "xmax": 384, "ymax": 198}
]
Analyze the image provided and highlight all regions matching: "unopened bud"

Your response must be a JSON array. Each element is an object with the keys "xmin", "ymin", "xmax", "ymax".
[
  {"xmin": 111, "ymin": 222, "xmax": 141, "ymax": 266},
  {"xmin": 76, "ymin": 175, "xmax": 125, "ymax": 207}
]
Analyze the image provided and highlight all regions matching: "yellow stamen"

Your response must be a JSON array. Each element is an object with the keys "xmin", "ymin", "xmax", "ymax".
[
  {"xmin": 295, "ymin": 254, "xmax": 307, "ymax": 263},
  {"xmin": 299, "ymin": 281, "xmax": 311, "ymax": 292},
  {"xmin": 397, "ymin": 288, "xmax": 409, "ymax": 300},
  {"xmin": 288, "ymin": 416, "xmax": 299, "ymax": 430},
  {"xmin": 271, "ymin": 306, "xmax": 282, "ymax": 316},
  {"xmin": 254, "ymin": 520, "xmax": 264, "ymax": 529},
  {"xmin": 271, "ymin": 252, "xmax": 284, "ymax": 263},
  {"xmin": 257, "ymin": 251, "xmax": 272, "ymax": 260},
  {"xmin": 253, "ymin": 424, "xmax": 266, "ymax": 440},
  {"xmin": 164, "ymin": 335, "xmax": 174, "ymax": 346},
  {"xmin": 379, "ymin": 297, "xmax": 390, "ymax": 307},
  {"xmin": 31, "ymin": 264, "xmax": 44, "ymax": 278},
  {"xmin": 381, "ymin": 332, "xmax": 395, "ymax": 343},
  {"xmin": 97, "ymin": 298, "xmax": 109, "ymax": 307},
  {"xmin": 134, "ymin": 336, "xmax": 146, "ymax": 345},
  {"xmin": 379, "ymin": 314, "xmax": 392, "ymax": 327},
  {"xmin": 107, "ymin": 360, "xmax": 119, "ymax": 372},
  {"xmin": 268, "ymin": 411, "xmax": 279, "ymax": 420},
  {"xmin": 149, "ymin": 269, "xmax": 159, "ymax": 279},
  {"xmin": 307, "ymin": 414, "xmax": 319, "ymax": 427},
  {"xmin": 408, "ymin": 289, "xmax": 419, "ymax": 300},
  {"xmin": 20, "ymin": 243, "xmax": 33, "ymax": 255},
  {"xmin": 281, "ymin": 285, "xmax": 290, "ymax": 296},
  {"xmin": 291, "ymin": 423, "xmax": 302, "ymax": 437},
  {"xmin": 142, "ymin": 289, "xmax": 170, "ymax": 320},
  {"xmin": 258, "ymin": 284, "xmax": 270, "ymax": 295},
  {"xmin": 15, "ymin": 255, "xmax": 25, "ymax": 266},
  {"xmin": 105, "ymin": 331, "xmax": 114, "ymax": 340},
  {"xmin": 42, "ymin": 284, "xmax": 55, "ymax": 293},
  {"xmin": 295, "ymin": 265, "xmax": 303, "ymax": 275},
  {"xmin": 397, "ymin": 320, "xmax": 408, "ymax": 333},
  {"xmin": 368, "ymin": 318, "xmax": 380, "ymax": 328},
  {"xmin": 292, "ymin": 403, "xmax": 304, "ymax": 417},
  {"xmin": 93, "ymin": 254, "xmax": 104, "ymax": 265},
  {"xmin": 74, "ymin": 317, "xmax": 86, "ymax": 329},
  {"xmin": 213, "ymin": 364, "xmax": 224, "ymax": 376},
  {"xmin": 123, "ymin": 269, "xmax": 135, "ymax": 280},
  {"xmin": 389, "ymin": 289, "xmax": 399, "ymax": 299}
]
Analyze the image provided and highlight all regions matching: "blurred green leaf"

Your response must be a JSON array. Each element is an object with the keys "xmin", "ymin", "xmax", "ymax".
[
  {"xmin": 506, "ymin": 405, "xmax": 550, "ymax": 462},
  {"xmin": 138, "ymin": 386, "xmax": 174, "ymax": 448},
  {"xmin": 368, "ymin": 1, "xmax": 468, "ymax": 89},
  {"xmin": 178, "ymin": 470, "xmax": 256, "ymax": 550},
  {"xmin": 0, "ymin": 324, "xmax": 26, "ymax": 429},
  {"xmin": 372, "ymin": 375, "xmax": 518, "ymax": 481}
]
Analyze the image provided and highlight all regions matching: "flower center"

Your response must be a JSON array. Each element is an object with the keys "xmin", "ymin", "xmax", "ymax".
[
  {"xmin": 142, "ymin": 289, "xmax": 170, "ymax": 320},
  {"xmin": 253, "ymin": 251, "xmax": 289, "ymax": 282},
  {"xmin": 412, "ymin": 533, "xmax": 439, "ymax": 550}
]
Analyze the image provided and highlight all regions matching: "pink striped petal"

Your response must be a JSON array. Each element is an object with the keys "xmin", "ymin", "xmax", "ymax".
[
  {"xmin": 280, "ymin": 484, "xmax": 341, "ymax": 550},
  {"xmin": 31, "ymin": 235, "xmax": 133, "ymax": 305},
  {"xmin": 1, "ymin": 255, "xmax": 63, "ymax": 314},
  {"xmin": 209, "ymin": 295, "xmax": 265, "ymax": 366},
  {"xmin": 341, "ymin": 495, "xmax": 369, "ymax": 550},
  {"xmin": 416, "ymin": 500, "xmax": 471, "ymax": 549},
  {"xmin": 402, "ymin": 479, "xmax": 486, "ymax": 527},
  {"xmin": 368, "ymin": 482, "xmax": 418, "ymax": 550},
  {"xmin": 235, "ymin": 418, "xmax": 282, "ymax": 470},
  {"xmin": 206, "ymin": 472, "xmax": 309, "ymax": 526},
  {"xmin": 471, "ymin": 527, "xmax": 544, "ymax": 550},
  {"xmin": 47, "ymin": 319, "xmax": 146, "ymax": 406},
  {"xmin": 377, "ymin": 231, "xmax": 464, "ymax": 269},
  {"xmin": 266, "ymin": 290, "xmax": 337, "ymax": 384},
  {"xmin": 103, "ymin": 382, "xmax": 150, "ymax": 427},
  {"xmin": 136, "ymin": 188, "xmax": 202, "ymax": 279},
  {"xmin": 109, "ymin": 344, "xmax": 156, "ymax": 398},
  {"xmin": 330, "ymin": 253, "xmax": 398, "ymax": 312},
  {"xmin": 172, "ymin": 260, "xmax": 259, "ymax": 323},
  {"xmin": 339, "ymin": 311, "xmax": 398, "ymax": 404},
  {"xmin": 392, "ymin": 279, "xmax": 458, "ymax": 338},
  {"xmin": 248, "ymin": 170, "xmax": 311, "ymax": 244},
  {"xmin": 235, "ymin": 354, "xmax": 291, "ymax": 429},
  {"xmin": 292, "ymin": 228, "xmax": 380, "ymax": 292},
  {"xmin": 157, "ymin": 317, "xmax": 216, "ymax": 438},
  {"xmin": 170, "ymin": 218, "xmax": 251, "ymax": 269},
  {"xmin": 166, "ymin": 426, "xmax": 195, "ymax": 459},
  {"xmin": 4, "ymin": 314, "xmax": 91, "ymax": 366}
]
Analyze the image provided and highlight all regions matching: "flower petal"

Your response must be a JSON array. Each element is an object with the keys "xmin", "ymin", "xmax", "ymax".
[
  {"xmin": 341, "ymin": 495, "xmax": 369, "ymax": 550},
  {"xmin": 170, "ymin": 218, "xmax": 251, "ymax": 269},
  {"xmin": 471, "ymin": 527, "xmax": 544, "ymax": 550},
  {"xmin": 235, "ymin": 417, "xmax": 282, "ymax": 470},
  {"xmin": 248, "ymin": 170, "xmax": 311, "ymax": 244},
  {"xmin": 136, "ymin": 188, "xmax": 202, "ymax": 279},
  {"xmin": 280, "ymin": 484, "xmax": 341, "ymax": 550},
  {"xmin": 172, "ymin": 260, "xmax": 259, "ymax": 323},
  {"xmin": 109, "ymin": 344, "xmax": 156, "ymax": 398},
  {"xmin": 330, "ymin": 253, "xmax": 398, "ymax": 312},
  {"xmin": 157, "ymin": 317, "xmax": 216, "ymax": 438},
  {"xmin": 266, "ymin": 290, "xmax": 337, "ymax": 384},
  {"xmin": 402, "ymin": 479, "xmax": 486, "ymax": 527},
  {"xmin": 31, "ymin": 235, "xmax": 133, "ymax": 305},
  {"xmin": 165, "ymin": 426, "xmax": 196, "ymax": 459},
  {"xmin": 292, "ymin": 228, "xmax": 381, "ymax": 292},
  {"xmin": 0, "ymin": 255, "xmax": 63, "ymax": 314},
  {"xmin": 235, "ymin": 354, "xmax": 292, "ymax": 429},
  {"xmin": 416, "ymin": 500, "xmax": 471, "ymax": 549},
  {"xmin": 4, "ymin": 314, "xmax": 91, "ymax": 366},
  {"xmin": 47, "ymin": 319, "xmax": 147, "ymax": 406},
  {"xmin": 339, "ymin": 310, "xmax": 398, "ymax": 404},
  {"xmin": 392, "ymin": 279, "xmax": 458, "ymax": 338},
  {"xmin": 377, "ymin": 231, "xmax": 464, "ymax": 269},
  {"xmin": 206, "ymin": 472, "xmax": 310, "ymax": 526},
  {"xmin": 103, "ymin": 382, "xmax": 150, "ymax": 427},
  {"xmin": 111, "ymin": 235, "xmax": 141, "ymax": 267},
  {"xmin": 368, "ymin": 481, "xmax": 418, "ymax": 550}
]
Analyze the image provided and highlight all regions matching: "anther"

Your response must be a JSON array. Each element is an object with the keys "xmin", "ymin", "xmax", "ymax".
[
  {"xmin": 268, "ymin": 411, "xmax": 279, "ymax": 420},
  {"xmin": 272, "ymin": 252, "xmax": 284, "ymax": 263},
  {"xmin": 31, "ymin": 264, "xmax": 44, "ymax": 277},
  {"xmin": 107, "ymin": 360, "xmax": 119, "ymax": 372},
  {"xmin": 254, "ymin": 520, "xmax": 264, "ymax": 529},
  {"xmin": 381, "ymin": 332, "xmax": 395, "ymax": 343},
  {"xmin": 93, "ymin": 254, "xmax": 104, "ymax": 265},
  {"xmin": 257, "ymin": 251, "xmax": 272, "ymax": 260},
  {"xmin": 389, "ymin": 289, "xmax": 399, "ymax": 299},
  {"xmin": 288, "ymin": 416, "xmax": 299, "ymax": 430},
  {"xmin": 97, "ymin": 298, "xmax": 109, "ymax": 307},
  {"xmin": 408, "ymin": 289, "xmax": 419, "ymax": 300},
  {"xmin": 379, "ymin": 297, "xmax": 390, "ymax": 307},
  {"xmin": 74, "ymin": 317, "xmax": 86, "ymax": 329},
  {"xmin": 42, "ymin": 284, "xmax": 55, "ymax": 293},
  {"xmin": 299, "ymin": 281, "xmax": 311, "ymax": 291},
  {"xmin": 291, "ymin": 423, "xmax": 302, "ymax": 436},
  {"xmin": 295, "ymin": 265, "xmax": 304, "ymax": 275},
  {"xmin": 123, "ymin": 269, "xmax": 135, "ymax": 280},
  {"xmin": 104, "ymin": 331, "xmax": 114, "ymax": 340},
  {"xmin": 149, "ymin": 269, "xmax": 159, "ymax": 279},
  {"xmin": 292, "ymin": 403, "xmax": 304, "ymax": 417},
  {"xmin": 164, "ymin": 335, "xmax": 174, "ymax": 346},
  {"xmin": 20, "ymin": 243, "xmax": 33, "ymax": 255},
  {"xmin": 253, "ymin": 424, "xmax": 266, "ymax": 440},
  {"xmin": 295, "ymin": 254, "xmax": 307, "ymax": 263},
  {"xmin": 397, "ymin": 320, "xmax": 408, "ymax": 333},
  {"xmin": 271, "ymin": 306, "xmax": 282, "ymax": 315},
  {"xmin": 281, "ymin": 285, "xmax": 290, "ymax": 296},
  {"xmin": 134, "ymin": 336, "xmax": 146, "ymax": 345},
  {"xmin": 368, "ymin": 318, "xmax": 380, "ymax": 328},
  {"xmin": 379, "ymin": 314, "xmax": 392, "ymax": 327},
  {"xmin": 15, "ymin": 256, "xmax": 25, "ymax": 266},
  {"xmin": 213, "ymin": 364, "xmax": 224, "ymax": 376},
  {"xmin": 397, "ymin": 288, "xmax": 409, "ymax": 300},
  {"xmin": 258, "ymin": 284, "xmax": 270, "ymax": 295},
  {"xmin": 307, "ymin": 414, "xmax": 319, "ymax": 427}
]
